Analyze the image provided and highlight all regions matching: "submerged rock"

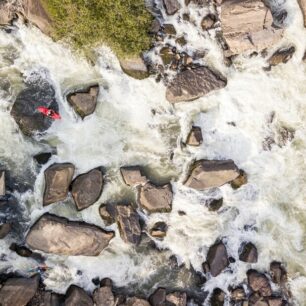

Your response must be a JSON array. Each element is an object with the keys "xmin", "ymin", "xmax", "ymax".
[
  {"xmin": 149, "ymin": 288, "xmax": 166, "ymax": 306},
  {"xmin": 220, "ymin": 0, "xmax": 283, "ymax": 55},
  {"xmin": 71, "ymin": 168, "xmax": 103, "ymax": 210},
  {"xmin": 210, "ymin": 288, "xmax": 225, "ymax": 306},
  {"xmin": 186, "ymin": 126, "xmax": 203, "ymax": 146},
  {"xmin": 26, "ymin": 214, "xmax": 114, "ymax": 256},
  {"xmin": 267, "ymin": 46, "xmax": 295, "ymax": 67},
  {"xmin": 239, "ymin": 242, "xmax": 258, "ymax": 263},
  {"xmin": 138, "ymin": 182, "xmax": 172, "ymax": 213},
  {"xmin": 115, "ymin": 204, "xmax": 141, "ymax": 245},
  {"xmin": 93, "ymin": 286, "xmax": 115, "ymax": 306},
  {"xmin": 205, "ymin": 241, "xmax": 229, "ymax": 277},
  {"xmin": 67, "ymin": 85, "xmax": 99, "ymax": 119},
  {"xmin": 201, "ymin": 14, "xmax": 216, "ymax": 30},
  {"xmin": 11, "ymin": 75, "xmax": 58, "ymax": 136},
  {"xmin": 0, "ymin": 223, "xmax": 11, "ymax": 239},
  {"xmin": 166, "ymin": 67, "xmax": 226, "ymax": 103},
  {"xmin": 247, "ymin": 270, "xmax": 272, "ymax": 297},
  {"xmin": 163, "ymin": 0, "xmax": 181, "ymax": 15},
  {"xmin": 150, "ymin": 221, "xmax": 168, "ymax": 238},
  {"xmin": 43, "ymin": 163, "xmax": 75, "ymax": 206},
  {"xmin": 206, "ymin": 198, "xmax": 223, "ymax": 212},
  {"xmin": 65, "ymin": 285, "xmax": 93, "ymax": 306},
  {"xmin": 0, "ymin": 275, "xmax": 40, "ymax": 306},
  {"xmin": 231, "ymin": 170, "xmax": 248, "ymax": 189},
  {"xmin": 0, "ymin": 170, "xmax": 5, "ymax": 196},
  {"xmin": 184, "ymin": 160, "xmax": 240, "ymax": 190},
  {"xmin": 33, "ymin": 152, "xmax": 52, "ymax": 165},
  {"xmin": 120, "ymin": 57, "xmax": 149, "ymax": 80},
  {"xmin": 120, "ymin": 166, "xmax": 147, "ymax": 187}
]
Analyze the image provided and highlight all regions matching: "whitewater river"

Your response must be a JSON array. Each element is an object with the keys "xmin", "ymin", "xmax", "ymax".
[{"xmin": 0, "ymin": 0, "xmax": 305, "ymax": 304}]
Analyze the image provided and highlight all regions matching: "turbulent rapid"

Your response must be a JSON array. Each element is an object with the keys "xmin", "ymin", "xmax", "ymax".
[{"xmin": 0, "ymin": 0, "xmax": 305, "ymax": 305}]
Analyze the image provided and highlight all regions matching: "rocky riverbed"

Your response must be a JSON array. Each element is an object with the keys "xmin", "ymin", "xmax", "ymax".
[{"xmin": 0, "ymin": 0, "xmax": 305, "ymax": 305}]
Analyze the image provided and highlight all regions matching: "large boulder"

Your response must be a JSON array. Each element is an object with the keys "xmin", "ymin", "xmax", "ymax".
[
  {"xmin": 115, "ymin": 205, "xmax": 141, "ymax": 245},
  {"xmin": 67, "ymin": 85, "xmax": 99, "ymax": 119},
  {"xmin": 204, "ymin": 241, "xmax": 229, "ymax": 277},
  {"xmin": 0, "ymin": 275, "xmax": 40, "ymax": 306},
  {"xmin": 120, "ymin": 166, "xmax": 147, "ymax": 187},
  {"xmin": 163, "ymin": 0, "xmax": 181, "ymax": 15},
  {"xmin": 26, "ymin": 214, "xmax": 114, "ymax": 256},
  {"xmin": 65, "ymin": 285, "xmax": 93, "ymax": 306},
  {"xmin": 166, "ymin": 67, "xmax": 227, "ymax": 103},
  {"xmin": 138, "ymin": 182, "xmax": 172, "ymax": 213},
  {"xmin": 11, "ymin": 73, "xmax": 58, "ymax": 136},
  {"xmin": 120, "ymin": 57, "xmax": 149, "ymax": 80},
  {"xmin": 220, "ymin": 0, "xmax": 283, "ymax": 55},
  {"xmin": 149, "ymin": 288, "xmax": 166, "ymax": 306},
  {"xmin": 71, "ymin": 168, "xmax": 103, "ymax": 210},
  {"xmin": 298, "ymin": 0, "xmax": 306, "ymax": 27},
  {"xmin": 43, "ymin": 163, "xmax": 75, "ymax": 206},
  {"xmin": 209, "ymin": 288, "xmax": 225, "ymax": 306},
  {"xmin": 124, "ymin": 297, "xmax": 150, "ymax": 306},
  {"xmin": 184, "ymin": 160, "xmax": 240, "ymax": 190},
  {"xmin": 93, "ymin": 286, "xmax": 116, "ymax": 306},
  {"xmin": 247, "ymin": 270, "xmax": 272, "ymax": 297}
]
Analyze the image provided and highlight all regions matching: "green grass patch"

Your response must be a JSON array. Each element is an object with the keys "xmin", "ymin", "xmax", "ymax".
[{"xmin": 41, "ymin": 0, "xmax": 153, "ymax": 58}]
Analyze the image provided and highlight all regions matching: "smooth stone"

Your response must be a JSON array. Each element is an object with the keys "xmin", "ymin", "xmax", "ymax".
[
  {"xmin": 93, "ymin": 286, "xmax": 116, "ymax": 306},
  {"xmin": 239, "ymin": 242, "xmax": 258, "ymax": 263},
  {"xmin": 65, "ymin": 285, "xmax": 93, "ymax": 306},
  {"xmin": 120, "ymin": 57, "xmax": 149, "ymax": 80},
  {"xmin": 163, "ymin": 0, "xmax": 181, "ymax": 15},
  {"xmin": 120, "ymin": 166, "xmax": 147, "ymax": 187}
]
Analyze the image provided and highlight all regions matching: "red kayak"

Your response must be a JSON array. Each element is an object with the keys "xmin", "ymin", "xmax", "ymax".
[{"xmin": 37, "ymin": 107, "xmax": 61, "ymax": 120}]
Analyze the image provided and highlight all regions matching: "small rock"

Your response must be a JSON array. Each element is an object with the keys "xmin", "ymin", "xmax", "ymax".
[
  {"xmin": 178, "ymin": 210, "xmax": 186, "ymax": 216},
  {"xmin": 186, "ymin": 126, "xmax": 203, "ymax": 146},
  {"xmin": 239, "ymin": 242, "xmax": 258, "ymax": 263},
  {"xmin": 149, "ymin": 288, "xmax": 166, "ymax": 306},
  {"xmin": 163, "ymin": 24, "xmax": 176, "ymax": 35},
  {"xmin": 120, "ymin": 166, "xmax": 147, "ymax": 187},
  {"xmin": 201, "ymin": 14, "xmax": 216, "ymax": 30},
  {"xmin": 65, "ymin": 285, "xmax": 93, "ymax": 306},
  {"xmin": 33, "ymin": 152, "xmax": 52, "ymax": 165},
  {"xmin": 267, "ymin": 46, "xmax": 295, "ymax": 67},
  {"xmin": 71, "ymin": 169, "xmax": 103, "ymax": 210},
  {"xmin": 9, "ymin": 243, "xmax": 45, "ymax": 262},
  {"xmin": 210, "ymin": 288, "xmax": 225, "ymax": 306},
  {"xmin": 231, "ymin": 287, "xmax": 245, "ymax": 301},
  {"xmin": 205, "ymin": 241, "xmax": 229, "ymax": 277},
  {"xmin": 26, "ymin": 213, "xmax": 114, "ymax": 256},
  {"xmin": 0, "ymin": 223, "xmax": 11, "ymax": 239},
  {"xmin": 231, "ymin": 170, "xmax": 247, "ymax": 189},
  {"xmin": 0, "ymin": 275, "xmax": 40, "ymax": 306},
  {"xmin": 166, "ymin": 66, "xmax": 226, "ymax": 103},
  {"xmin": 247, "ymin": 270, "xmax": 272, "ymax": 297},
  {"xmin": 93, "ymin": 286, "xmax": 115, "ymax": 306},
  {"xmin": 120, "ymin": 57, "xmax": 149, "ymax": 80},
  {"xmin": 124, "ymin": 297, "xmax": 150, "ymax": 306},
  {"xmin": 138, "ymin": 182, "xmax": 173, "ymax": 213},
  {"xmin": 0, "ymin": 171, "xmax": 5, "ymax": 196},
  {"xmin": 150, "ymin": 19, "xmax": 161, "ymax": 34},
  {"xmin": 150, "ymin": 222, "xmax": 168, "ymax": 238},
  {"xmin": 166, "ymin": 292, "xmax": 187, "ymax": 306},
  {"xmin": 269, "ymin": 261, "xmax": 287, "ymax": 285},
  {"xmin": 267, "ymin": 297, "xmax": 284, "ymax": 306},
  {"xmin": 67, "ymin": 85, "xmax": 99, "ymax": 119},
  {"xmin": 182, "ymin": 13, "xmax": 190, "ymax": 21},
  {"xmin": 175, "ymin": 36, "xmax": 187, "ymax": 46},
  {"xmin": 43, "ymin": 163, "xmax": 75, "ymax": 206},
  {"xmin": 99, "ymin": 204, "xmax": 116, "ymax": 225},
  {"xmin": 184, "ymin": 159, "xmax": 240, "ymax": 190},
  {"xmin": 100, "ymin": 278, "xmax": 113, "ymax": 287},
  {"xmin": 163, "ymin": 0, "xmax": 181, "ymax": 15},
  {"xmin": 115, "ymin": 204, "xmax": 142, "ymax": 245},
  {"xmin": 206, "ymin": 198, "xmax": 223, "ymax": 212},
  {"xmin": 160, "ymin": 47, "xmax": 176, "ymax": 66}
]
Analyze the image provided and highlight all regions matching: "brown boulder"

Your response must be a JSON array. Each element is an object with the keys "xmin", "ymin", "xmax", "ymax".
[
  {"xmin": 166, "ymin": 292, "xmax": 187, "ymax": 306},
  {"xmin": 247, "ymin": 270, "xmax": 272, "ymax": 297},
  {"xmin": 120, "ymin": 57, "xmax": 149, "ymax": 80},
  {"xmin": 298, "ymin": 0, "xmax": 306, "ymax": 27},
  {"xmin": 0, "ymin": 2, "xmax": 15, "ymax": 26},
  {"xmin": 0, "ymin": 275, "xmax": 40, "ymax": 306},
  {"xmin": 0, "ymin": 170, "xmax": 5, "ymax": 196},
  {"xmin": 149, "ymin": 288, "xmax": 166, "ymax": 306},
  {"xmin": 115, "ymin": 205, "xmax": 141, "ymax": 245},
  {"xmin": 120, "ymin": 166, "xmax": 147, "ymax": 187},
  {"xmin": 26, "ymin": 214, "xmax": 114, "ymax": 256},
  {"xmin": 99, "ymin": 204, "xmax": 116, "ymax": 225},
  {"xmin": 43, "ymin": 163, "xmax": 75, "ymax": 206},
  {"xmin": 67, "ymin": 85, "xmax": 99, "ymax": 119},
  {"xmin": 210, "ymin": 288, "xmax": 225, "ymax": 306},
  {"xmin": 166, "ymin": 67, "xmax": 226, "ymax": 103},
  {"xmin": 163, "ymin": 0, "xmax": 181, "ymax": 15},
  {"xmin": 220, "ymin": 0, "xmax": 283, "ymax": 55},
  {"xmin": 0, "ymin": 223, "xmax": 11, "ymax": 239},
  {"xmin": 267, "ymin": 46, "xmax": 295, "ymax": 67},
  {"xmin": 230, "ymin": 287, "xmax": 245, "ymax": 301},
  {"xmin": 65, "ymin": 285, "xmax": 93, "ymax": 306},
  {"xmin": 150, "ymin": 221, "xmax": 168, "ymax": 238},
  {"xmin": 71, "ymin": 169, "xmax": 103, "ymax": 210},
  {"xmin": 124, "ymin": 297, "xmax": 150, "ymax": 306},
  {"xmin": 267, "ymin": 297, "xmax": 284, "ymax": 306},
  {"xmin": 93, "ymin": 286, "xmax": 116, "ymax": 306},
  {"xmin": 138, "ymin": 182, "xmax": 172, "ymax": 213},
  {"xmin": 205, "ymin": 241, "xmax": 229, "ymax": 277},
  {"xmin": 184, "ymin": 160, "xmax": 240, "ymax": 190},
  {"xmin": 201, "ymin": 14, "xmax": 216, "ymax": 30},
  {"xmin": 186, "ymin": 126, "xmax": 203, "ymax": 146},
  {"xmin": 269, "ymin": 261, "xmax": 287, "ymax": 285},
  {"xmin": 239, "ymin": 242, "xmax": 258, "ymax": 263},
  {"xmin": 231, "ymin": 170, "xmax": 247, "ymax": 189}
]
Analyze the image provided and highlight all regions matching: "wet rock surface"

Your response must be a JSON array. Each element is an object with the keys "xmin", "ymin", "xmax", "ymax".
[
  {"xmin": 166, "ymin": 292, "xmax": 187, "ymax": 306},
  {"xmin": 149, "ymin": 221, "xmax": 168, "ymax": 238},
  {"xmin": 120, "ymin": 166, "xmax": 147, "ymax": 187},
  {"xmin": 163, "ymin": 0, "xmax": 181, "ymax": 15},
  {"xmin": 11, "ymin": 73, "xmax": 58, "ymax": 136},
  {"xmin": 298, "ymin": 0, "xmax": 306, "ymax": 27},
  {"xmin": 267, "ymin": 46, "xmax": 295, "ymax": 67},
  {"xmin": 65, "ymin": 285, "xmax": 93, "ymax": 306},
  {"xmin": 120, "ymin": 57, "xmax": 149, "ymax": 80},
  {"xmin": 43, "ymin": 163, "xmax": 75, "ymax": 206},
  {"xmin": 166, "ymin": 67, "xmax": 227, "ymax": 103},
  {"xmin": 123, "ymin": 297, "xmax": 150, "ymax": 306},
  {"xmin": 67, "ymin": 84, "xmax": 99, "ymax": 119},
  {"xmin": 239, "ymin": 242, "xmax": 258, "ymax": 263},
  {"xmin": 185, "ymin": 160, "xmax": 240, "ymax": 190},
  {"xmin": 186, "ymin": 126, "xmax": 203, "ymax": 146},
  {"xmin": 138, "ymin": 182, "xmax": 172, "ymax": 213},
  {"xmin": 0, "ymin": 170, "xmax": 5, "ymax": 196},
  {"xmin": 99, "ymin": 203, "xmax": 116, "ymax": 225},
  {"xmin": 93, "ymin": 285, "xmax": 116, "ymax": 306},
  {"xmin": 247, "ymin": 270, "xmax": 272, "ymax": 297},
  {"xmin": 71, "ymin": 168, "xmax": 103, "ymax": 210},
  {"xmin": 26, "ymin": 214, "xmax": 114, "ymax": 256}
]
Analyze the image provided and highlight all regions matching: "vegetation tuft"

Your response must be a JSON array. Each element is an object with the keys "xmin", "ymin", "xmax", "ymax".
[{"xmin": 41, "ymin": 0, "xmax": 153, "ymax": 58}]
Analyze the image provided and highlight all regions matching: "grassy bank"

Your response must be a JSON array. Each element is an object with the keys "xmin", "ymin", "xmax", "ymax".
[{"xmin": 41, "ymin": 0, "xmax": 153, "ymax": 58}]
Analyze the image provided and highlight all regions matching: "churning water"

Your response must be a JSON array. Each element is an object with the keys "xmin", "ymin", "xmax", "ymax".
[{"xmin": 0, "ymin": 0, "xmax": 305, "ymax": 304}]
